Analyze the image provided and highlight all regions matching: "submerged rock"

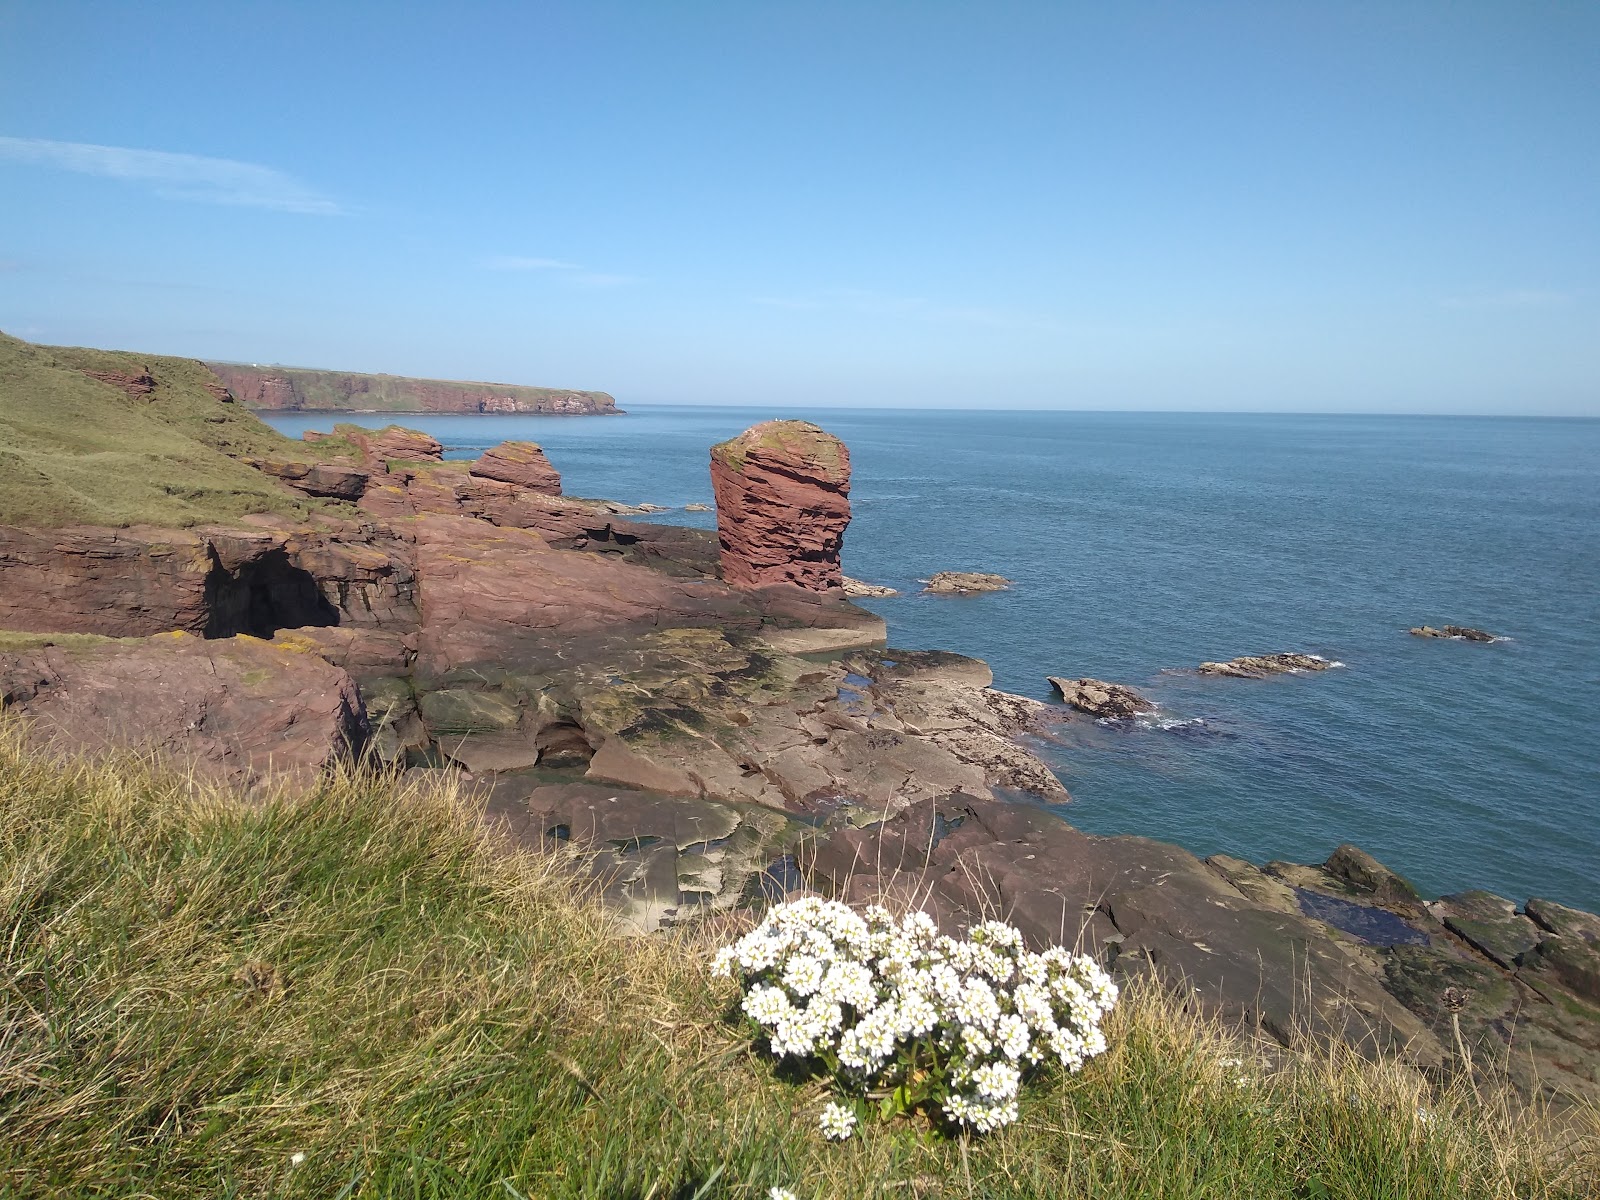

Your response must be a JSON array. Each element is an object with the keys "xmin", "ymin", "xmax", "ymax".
[
  {"xmin": 1047, "ymin": 677, "xmax": 1154, "ymax": 719},
  {"xmin": 710, "ymin": 420, "xmax": 852, "ymax": 590},
  {"xmin": 1197, "ymin": 653, "xmax": 1335, "ymax": 678},
  {"xmin": 922, "ymin": 571, "xmax": 1011, "ymax": 595},
  {"xmin": 1410, "ymin": 624, "xmax": 1497, "ymax": 642},
  {"xmin": 469, "ymin": 440, "xmax": 562, "ymax": 495}
]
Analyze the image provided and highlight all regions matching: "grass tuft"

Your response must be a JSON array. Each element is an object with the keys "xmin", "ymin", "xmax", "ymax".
[{"xmin": 1, "ymin": 726, "xmax": 1594, "ymax": 1198}]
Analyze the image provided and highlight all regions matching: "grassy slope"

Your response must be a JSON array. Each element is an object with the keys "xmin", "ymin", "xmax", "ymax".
[
  {"xmin": 2, "ymin": 733, "xmax": 1593, "ymax": 1199},
  {"xmin": 207, "ymin": 362, "xmax": 617, "ymax": 413},
  {"xmin": 0, "ymin": 333, "xmax": 334, "ymax": 528}
]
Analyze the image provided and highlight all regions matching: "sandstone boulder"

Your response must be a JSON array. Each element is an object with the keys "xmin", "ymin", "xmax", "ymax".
[
  {"xmin": 1048, "ymin": 677, "xmax": 1154, "ymax": 719},
  {"xmin": 0, "ymin": 631, "xmax": 367, "ymax": 786},
  {"xmin": 342, "ymin": 424, "xmax": 444, "ymax": 468},
  {"xmin": 710, "ymin": 420, "xmax": 851, "ymax": 590},
  {"xmin": 469, "ymin": 441, "xmax": 562, "ymax": 494},
  {"xmin": 251, "ymin": 458, "xmax": 370, "ymax": 500}
]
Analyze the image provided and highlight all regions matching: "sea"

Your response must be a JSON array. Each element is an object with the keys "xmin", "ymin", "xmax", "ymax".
[{"xmin": 262, "ymin": 408, "xmax": 1600, "ymax": 914}]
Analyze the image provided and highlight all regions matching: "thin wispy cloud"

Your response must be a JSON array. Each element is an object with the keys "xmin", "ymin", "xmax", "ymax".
[
  {"xmin": 0, "ymin": 136, "xmax": 343, "ymax": 215},
  {"xmin": 1443, "ymin": 288, "xmax": 1575, "ymax": 311},
  {"xmin": 483, "ymin": 254, "xmax": 639, "ymax": 287}
]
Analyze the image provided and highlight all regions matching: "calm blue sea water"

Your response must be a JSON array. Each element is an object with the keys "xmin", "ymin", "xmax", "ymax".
[{"xmin": 264, "ymin": 408, "xmax": 1600, "ymax": 913}]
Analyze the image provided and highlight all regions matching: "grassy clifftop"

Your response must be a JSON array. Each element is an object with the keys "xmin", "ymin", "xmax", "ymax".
[
  {"xmin": 0, "ymin": 332, "xmax": 332, "ymax": 527},
  {"xmin": 1, "ymin": 732, "xmax": 1592, "ymax": 1199},
  {"xmin": 206, "ymin": 360, "xmax": 620, "ymax": 414}
]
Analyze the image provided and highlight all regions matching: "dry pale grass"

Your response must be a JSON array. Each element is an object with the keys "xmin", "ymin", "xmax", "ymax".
[{"xmin": 1, "ymin": 726, "xmax": 1594, "ymax": 1198}]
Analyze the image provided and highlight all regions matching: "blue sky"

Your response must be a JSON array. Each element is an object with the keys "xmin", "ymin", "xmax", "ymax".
[{"xmin": 1, "ymin": 1, "xmax": 1595, "ymax": 413}]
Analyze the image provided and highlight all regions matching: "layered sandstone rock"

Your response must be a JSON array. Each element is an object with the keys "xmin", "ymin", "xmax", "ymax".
[
  {"xmin": 79, "ymin": 367, "xmax": 157, "ymax": 397},
  {"xmin": 0, "ymin": 522, "xmax": 418, "ymax": 638},
  {"xmin": 250, "ymin": 458, "xmax": 370, "ymax": 500},
  {"xmin": 341, "ymin": 424, "xmax": 444, "ymax": 467},
  {"xmin": 710, "ymin": 420, "xmax": 851, "ymax": 590},
  {"xmin": 0, "ymin": 632, "xmax": 367, "ymax": 786},
  {"xmin": 469, "ymin": 441, "xmax": 562, "ymax": 494}
]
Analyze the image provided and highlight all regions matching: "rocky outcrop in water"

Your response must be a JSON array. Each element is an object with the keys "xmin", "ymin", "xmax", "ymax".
[
  {"xmin": 922, "ymin": 571, "xmax": 1011, "ymax": 594},
  {"xmin": 1197, "ymin": 652, "xmax": 1335, "ymax": 678},
  {"xmin": 1048, "ymin": 677, "xmax": 1155, "ymax": 719},
  {"xmin": 469, "ymin": 440, "xmax": 562, "ymax": 495},
  {"xmin": 1410, "ymin": 624, "xmax": 1497, "ymax": 642},
  {"xmin": 0, "ymin": 631, "xmax": 367, "ymax": 786},
  {"xmin": 709, "ymin": 421, "xmax": 852, "ymax": 591},
  {"xmin": 842, "ymin": 577, "xmax": 898, "ymax": 598}
]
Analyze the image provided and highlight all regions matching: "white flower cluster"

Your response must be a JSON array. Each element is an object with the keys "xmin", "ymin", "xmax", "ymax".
[{"xmin": 713, "ymin": 897, "xmax": 1118, "ymax": 1133}]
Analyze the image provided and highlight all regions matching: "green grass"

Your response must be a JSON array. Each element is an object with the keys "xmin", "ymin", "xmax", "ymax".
[
  {"xmin": 1, "ymin": 729, "xmax": 1594, "ymax": 1199},
  {"xmin": 206, "ymin": 362, "xmax": 617, "ymax": 413},
  {"xmin": 0, "ymin": 332, "xmax": 339, "ymax": 527}
]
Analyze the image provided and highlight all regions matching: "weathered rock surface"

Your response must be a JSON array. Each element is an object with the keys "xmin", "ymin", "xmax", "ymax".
[
  {"xmin": 922, "ymin": 571, "xmax": 1010, "ymax": 594},
  {"xmin": 340, "ymin": 424, "xmax": 444, "ymax": 467},
  {"xmin": 206, "ymin": 362, "xmax": 621, "ymax": 415},
  {"xmin": 710, "ymin": 421, "xmax": 851, "ymax": 590},
  {"xmin": 482, "ymin": 781, "xmax": 794, "ymax": 933},
  {"xmin": 250, "ymin": 458, "xmax": 371, "ymax": 500},
  {"xmin": 1410, "ymin": 624, "xmax": 1498, "ymax": 642},
  {"xmin": 1197, "ymin": 652, "xmax": 1336, "ymax": 678},
  {"xmin": 842, "ymin": 576, "xmax": 898, "ymax": 598},
  {"xmin": 1048, "ymin": 677, "xmax": 1154, "ymax": 719},
  {"xmin": 469, "ymin": 441, "xmax": 562, "ymax": 495},
  {"xmin": 79, "ymin": 366, "xmax": 157, "ymax": 397},
  {"xmin": 0, "ymin": 631, "xmax": 366, "ymax": 785},
  {"xmin": 0, "ymin": 522, "xmax": 418, "ymax": 639}
]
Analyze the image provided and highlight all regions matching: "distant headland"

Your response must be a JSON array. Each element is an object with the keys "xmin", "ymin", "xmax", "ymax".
[{"xmin": 205, "ymin": 360, "xmax": 622, "ymax": 416}]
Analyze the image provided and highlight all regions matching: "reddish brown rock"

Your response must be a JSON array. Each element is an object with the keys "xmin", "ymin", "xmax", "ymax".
[
  {"xmin": 343, "ymin": 424, "xmax": 444, "ymax": 468},
  {"xmin": 709, "ymin": 420, "xmax": 851, "ymax": 590},
  {"xmin": 250, "ymin": 458, "xmax": 370, "ymax": 500},
  {"xmin": 407, "ymin": 514, "xmax": 750, "ymax": 675},
  {"xmin": 0, "ymin": 521, "xmax": 417, "ymax": 639},
  {"xmin": 0, "ymin": 631, "xmax": 367, "ymax": 786},
  {"xmin": 79, "ymin": 367, "xmax": 158, "ymax": 397},
  {"xmin": 469, "ymin": 440, "xmax": 562, "ymax": 494}
]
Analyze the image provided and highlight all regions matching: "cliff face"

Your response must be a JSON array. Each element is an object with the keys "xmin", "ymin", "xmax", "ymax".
[{"xmin": 206, "ymin": 362, "xmax": 620, "ymax": 415}]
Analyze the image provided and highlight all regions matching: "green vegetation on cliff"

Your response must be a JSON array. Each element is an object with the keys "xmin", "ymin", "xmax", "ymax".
[
  {"xmin": 2, "ymin": 733, "xmax": 1592, "ymax": 1199},
  {"xmin": 206, "ymin": 360, "xmax": 620, "ymax": 414},
  {"xmin": 0, "ymin": 333, "xmax": 333, "ymax": 527}
]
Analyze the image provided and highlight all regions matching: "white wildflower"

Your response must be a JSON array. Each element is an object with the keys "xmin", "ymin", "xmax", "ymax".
[{"xmin": 819, "ymin": 1100, "xmax": 857, "ymax": 1140}]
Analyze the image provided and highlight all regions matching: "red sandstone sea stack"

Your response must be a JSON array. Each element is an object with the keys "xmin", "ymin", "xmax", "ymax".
[{"xmin": 709, "ymin": 420, "xmax": 851, "ymax": 590}]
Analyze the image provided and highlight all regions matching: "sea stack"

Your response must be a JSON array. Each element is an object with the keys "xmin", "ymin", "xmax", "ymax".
[{"xmin": 709, "ymin": 420, "xmax": 851, "ymax": 590}]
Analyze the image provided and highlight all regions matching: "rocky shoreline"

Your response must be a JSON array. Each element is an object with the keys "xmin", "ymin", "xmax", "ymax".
[{"xmin": 2, "ymin": 350, "xmax": 1596, "ymax": 1112}]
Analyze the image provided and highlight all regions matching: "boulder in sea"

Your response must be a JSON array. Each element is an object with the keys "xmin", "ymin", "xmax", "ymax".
[
  {"xmin": 469, "ymin": 440, "xmax": 562, "ymax": 495},
  {"xmin": 842, "ymin": 576, "xmax": 898, "ymax": 598},
  {"xmin": 1047, "ymin": 677, "xmax": 1154, "ymax": 719},
  {"xmin": 1410, "ymin": 624, "xmax": 1497, "ymax": 642},
  {"xmin": 683, "ymin": 502, "xmax": 712, "ymax": 512},
  {"xmin": 1197, "ymin": 653, "xmax": 1335, "ymax": 678},
  {"xmin": 922, "ymin": 571, "xmax": 1011, "ymax": 595},
  {"xmin": 709, "ymin": 420, "xmax": 851, "ymax": 590}
]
